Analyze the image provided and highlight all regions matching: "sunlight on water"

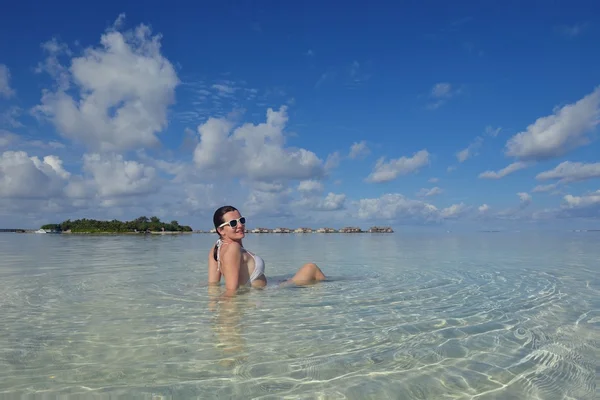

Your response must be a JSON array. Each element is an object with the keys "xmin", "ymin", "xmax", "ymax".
[{"xmin": 0, "ymin": 232, "xmax": 597, "ymax": 399}]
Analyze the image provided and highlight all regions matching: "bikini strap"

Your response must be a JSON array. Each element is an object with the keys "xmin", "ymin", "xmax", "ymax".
[
  {"xmin": 215, "ymin": 239, "xmax": 223, "ymax": 272},
  {"xmin": 215, "ymin": 239, "xmax": 240, "ymax": 272}
]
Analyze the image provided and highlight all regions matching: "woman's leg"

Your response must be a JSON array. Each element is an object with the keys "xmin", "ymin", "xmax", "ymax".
[{"xmin": 290, "ymin": 262, "xmax": 326, "ymax": 285}]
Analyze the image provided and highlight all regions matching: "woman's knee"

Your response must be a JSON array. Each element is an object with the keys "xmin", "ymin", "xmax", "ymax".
[
  {"xmin": 303, "ymin": 262, "xmax": 325, "ymax": 280},
  {"xmin": 292, "ymin": 262, "xmax": 324, "ymax": 283}
]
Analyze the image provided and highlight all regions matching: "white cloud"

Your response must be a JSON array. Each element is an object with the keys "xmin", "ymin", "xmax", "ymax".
[
  {"xmin": 6, "ymin": 14, "xmax": 600, "ymax": 230},
  {"xmin": 0, "ymin": 64, "xmax": 15, "ymax": 98},
  {"xmin": 478, "ymin": 161, "xmax": 529, "ymax": 179},
  {"xmin": 295, "ymin": 192, "xmax": 346, "ymax": 211},
  {"xmin": 356, "ymin": 193, "xmax": 464, "ymax": 222},
  {"xmin": 177, "ymin": 80, "xmax": 262, "ymax": 125},
  {"xmin": 182, "ymin": 183, "xmax": 219, "ymax": 214},
  {"xmin": 488, "ymin": 193, "xmax": 534, "ymax": 219},
  {"xmin": 78, "ymin": 153, "xmax": 159, "ymax": 198},
  {"xmin": 34, "ymin": 38, "xmax": 72, "ymax": 90},
  {"xmin": 33, "ymin": 15, "xmax": 180, "ymax": 152},
  {"xmin": 484, "ymin": 126, "xmax": 502, "ymax": 137},
  {"xmin": 298, "ymin": 180, "xmax": 324, "ymax": 193},
  {"xmin": 366, "ymin": 149, "xmax": 430, "ymax": 183},
  {"xmin": 61, "ymin": 153, "xmax": 159, "ymax": 200},
  {"xmin": 0, "ymin": 106, "xmax": 24, "ymax": 128},
  {"xmin": 193, "ymin": 105, "xmax": 325, "ymax": 182},
  {"xmin": 192, "ymin": 117, "xmax": 234, "ymax": 172},
  {"xmin": 314, "ymin": 61, "xmax": 372, "ymax": 90},
  {"xmin": 0, "ymin": 151, "xmax": 69, "ymax": 198},
  {"xmin": 41, "ymin": 155, "xmax": 70, "ymax": 179},
  {"xmin": 0, "ymin": 151, "xmax": 212, "ymax": 226},
  {"xmin": 244, "ymin": 188, "xmax": 293, "ymax": 218},
  {"xmin": 0, "ymin": 131, "xmax": 66, "ymax": 152},
  {"xmin": 456, "ymin": 136, "xmax": 483, "ymax": 162},
  {"xmin": 348, "ymin": 140, "xmax": 370, "ymax": 159},
  {"xmin": 505, "ymin": 86, "xmax": 600, "ymax": 161},
  {"xmin": 517, "ymin": 192, "xmax": 532, "ymax": 208},
  {"xmin": 557, "ymin": 189, "xmax": 600, "ymax": 219},
  {"xmin": 427, "ymin": 83, "xmax": 461, "ymax": 109},
  {"xmin": 325, "ymin": 152, "xmax": 341, "ymax": 172},
  {"xmin": 431, "ymin": 83, "xmax": 453, "ymax": 98},
  {"xmin": 315, "ymin": 71, "xmax": 335, "ymax": 89},
  {"xmin": 39, "ymin": 141, "xmax": 66, "ymax": 150},
  {"xmin": 562, "ymin": 190, "xmax": 600, "ymax": 209},
  {"xmin": 457, "ymin": 126, "xmax": 500, "ymax": 163},
  {"xmin": 536, "ymin": 161, "xmax": 600, "ymax": 183},
  {"xmin": 357, "ymin": 193, "xmax": 438, "ymax": 220},
  {"xmin": 320, "ymin": 192, "xmax": 346, "ymax": 211},
  {"xmin": 0, "ymin": 130, "xmax": 19, "ymax": 148},
  {"xmin": 532, "ymin": 183, "xmax": 559, "ymax": 193},
  {"xmin": 212, "ymin": 83, "xmax": 236, "ymax": 96},
  {"xmin": 417, "ymin": 186, "xmax": 443, "ymax": 197},
  {"xmin": 251, "ymin": 181, "xmax": 286, "ymax": 193},
  {"xmin": 439, "ymin": 203, "xmax": 468, "ymax": 219}
]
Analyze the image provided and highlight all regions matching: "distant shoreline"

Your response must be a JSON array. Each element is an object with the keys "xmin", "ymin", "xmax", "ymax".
[
  {"xmin": 61, "ymin": 231, "xmax": 194, "ymax": 235},
  {"xmin": 1, "ymin": 229, "xmax": 599, "ymax": 234},
  {"xmin": 0, "ymin": 229, "xmax": 193, "ymax": 234},
  {"xmin": 2, "ymin": 229, "xmax": 395, "ymax": 234},
  {"xmin": 5, "ymin": 225, "xmax": 396, "ymax": 234}
]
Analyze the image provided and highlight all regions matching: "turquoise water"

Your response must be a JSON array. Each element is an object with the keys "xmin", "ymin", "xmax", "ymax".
[{"xmin": 0, "ymin": 232, "xmax": 598, "ymax": 399}]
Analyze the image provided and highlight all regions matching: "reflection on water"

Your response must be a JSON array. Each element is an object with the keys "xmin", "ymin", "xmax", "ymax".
[{"xmin": 0, "ymin": 232, "xmax": 598, "ymax": 399}]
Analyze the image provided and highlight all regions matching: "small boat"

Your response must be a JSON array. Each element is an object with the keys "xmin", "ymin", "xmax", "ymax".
[{"xmin": 35, "ymin": 229, "xmax": 47, "ymax": 234}]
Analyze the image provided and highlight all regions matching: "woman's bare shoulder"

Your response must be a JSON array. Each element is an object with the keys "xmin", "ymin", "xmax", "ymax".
[
  {"xmin": 208, "ymin": 241, "xmax": 242, "ymax": 258},
  {"xmin": 221, "ymin": 241, "xmax": 242, "ymax": 254}
]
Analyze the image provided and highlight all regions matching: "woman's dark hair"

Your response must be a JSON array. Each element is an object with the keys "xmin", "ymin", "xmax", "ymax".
[{"xmin": 213, "ymin": 205, "xmax": 238, "ymax": 261}]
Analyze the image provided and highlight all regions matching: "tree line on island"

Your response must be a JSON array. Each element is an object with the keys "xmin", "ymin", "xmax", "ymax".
[{"xmin": 41, "ymin": 216, "xmax": 193, "ymax": 233}]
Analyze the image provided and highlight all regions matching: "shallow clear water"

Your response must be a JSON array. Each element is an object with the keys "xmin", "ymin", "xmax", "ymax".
[{"xmin": 0, "ymin": 232, "xmax": 598, "ymax": 399}]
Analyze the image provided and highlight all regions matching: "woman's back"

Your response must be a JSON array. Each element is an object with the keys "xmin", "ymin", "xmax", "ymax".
[{"xmin": 208, "ymin": 241, "xmax": 265, "ymax": 288}]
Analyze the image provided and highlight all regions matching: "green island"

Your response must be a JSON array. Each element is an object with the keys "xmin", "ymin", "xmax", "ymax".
[{"xmin": 41, "ymin": 216, "xmax": 193, "ymax": 234}]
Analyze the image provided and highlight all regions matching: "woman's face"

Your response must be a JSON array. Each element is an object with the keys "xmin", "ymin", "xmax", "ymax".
[{"xmin": 218, "ymin": 210, "xmax": 246, "ymax": 241}]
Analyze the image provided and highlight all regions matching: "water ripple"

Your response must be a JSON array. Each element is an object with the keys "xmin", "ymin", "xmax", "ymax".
[{"xmin": 0, "ymin": 233, "xmax": 597, "ymax": 399}]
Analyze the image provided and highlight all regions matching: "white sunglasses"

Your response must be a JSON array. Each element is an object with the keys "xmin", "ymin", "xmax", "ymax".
[{"xmin": 219, "ymin": 216, "xmax": 246, "ymax": 228}]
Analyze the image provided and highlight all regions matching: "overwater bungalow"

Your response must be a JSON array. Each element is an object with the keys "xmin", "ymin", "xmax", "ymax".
[
  {"xmin": 251, "ymin": 227, "xmax": 272, "ymax": 233},
  {"xmin": 316, "ymin": 227, "xmax": 337, "ymax": 233},
  {"xmin": 368, "ymin": 226, "xmax": 394, "ymax": 233},
  {"xmin": 339, "ymin": 226, "xmax": 363, "ymax": 233}
]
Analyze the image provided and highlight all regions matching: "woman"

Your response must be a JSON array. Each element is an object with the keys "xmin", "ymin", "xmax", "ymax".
[{"xmin": 208, "ymin": 205, "xmax": 326, "ymax": 295}]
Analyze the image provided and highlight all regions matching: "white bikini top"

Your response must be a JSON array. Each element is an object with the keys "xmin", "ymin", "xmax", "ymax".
[{"xmin": 215, "ymin": 239, "xmax": 265, "ymax": 283}]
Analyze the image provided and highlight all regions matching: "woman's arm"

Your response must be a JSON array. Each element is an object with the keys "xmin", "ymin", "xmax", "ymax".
[{"xmin": 220, "ymin": 243, "xmax": 243, "ymax": 296}]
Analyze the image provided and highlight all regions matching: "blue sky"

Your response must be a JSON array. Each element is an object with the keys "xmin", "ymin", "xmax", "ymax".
[{"xmin": 1, "ymin": 1, "xmax": 599, "ymax": 231}]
